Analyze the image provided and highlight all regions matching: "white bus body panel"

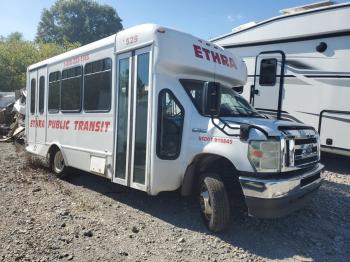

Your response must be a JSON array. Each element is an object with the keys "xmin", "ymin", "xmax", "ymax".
[{"xmin": 26, "ymin": 24, "xmax": 248, "ymax": 195}]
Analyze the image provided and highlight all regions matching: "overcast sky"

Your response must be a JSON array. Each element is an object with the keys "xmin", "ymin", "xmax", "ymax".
[{"xmin": 0, "ymin": 0, "xmax": 347, "ymax": 40}]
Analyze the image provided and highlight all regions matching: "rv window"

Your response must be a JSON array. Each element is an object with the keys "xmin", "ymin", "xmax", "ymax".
[
  {"xmin": 61, "ymin": 66, "xmax": 82, "ymax": 112},
  {"xmin": 48, "ymin": 71, "xmax": 61, "ymax": 112},
  {"xmin": 39, "ymin": 76, "xmax": 45, "ymax": 114},
  {"xmin": 157, "ymin": 89, "xmax": 184, "ymax": 159},
  {"xmin": 259, "ymin": 59, "xmax": 277, "ymax": 86},
  {"xmin": 30, "ymin": 79, "xmax": 36, "ymax": 114},
  {"xmin": 84, "ymin": 58, "xmax": 112, "ymax": 111}
]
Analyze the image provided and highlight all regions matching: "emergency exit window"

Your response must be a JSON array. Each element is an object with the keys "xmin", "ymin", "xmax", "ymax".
[{"xmin": 259, "ymin": 58, "xmax": 277, "ymax": 86}]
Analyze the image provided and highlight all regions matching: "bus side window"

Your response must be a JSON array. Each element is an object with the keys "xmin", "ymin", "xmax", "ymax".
[
  {"xmin": 259, "ymin": 58, "xmax": 277, "ymax": 86},
  {"xmin": 61, "ymin": 66, "xmax": 82, "ymax": 112},
  {"xmin": 30, "ymin": 79, "xmax": 36, "ymax": 114},
  {"xmin": 157, "ymin": 89, "xmax": 185, "ymax": 160},
  {"xmin": 48, "ymin": 71, "xmax": 61, "ymax": 113},
  {"xmin": 84, "ymin": 58, "xmax": 112, "ymax": 112},
  {"xmin": 39, "ymin": 76, "xmax": 45, "ymax": 114}
]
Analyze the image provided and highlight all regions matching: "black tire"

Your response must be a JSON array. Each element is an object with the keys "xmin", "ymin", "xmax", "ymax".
[
  {"xmin": 50, "ymin": 148, "xmax": 67, "ymax": 178},
  {"xmin": 198, "ymin": 172, "xmax": 230, "ymax": 232}
]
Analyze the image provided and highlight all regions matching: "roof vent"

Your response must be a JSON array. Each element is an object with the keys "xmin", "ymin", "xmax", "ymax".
[
  {"xmin": 280, "ymin": 0, "xmax": 335, "ymax": 15},
  {"xmin": 232, "ymin": 21, "xmax": 256, "ymax": 32}
]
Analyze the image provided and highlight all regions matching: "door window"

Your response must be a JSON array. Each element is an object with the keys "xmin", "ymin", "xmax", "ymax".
[
  {"xmin": 157, "ymin": 90, "xmax": 184, "ymax": 159},
  {"xmin": 39, "ymin": 76, "xmax": 45, "ymax": 114},
  {"xmin": 133, "ymin": 52, "xmax": 150, "ymax": 184},
  {"xmin": 30, "ymin": 79, "xmax": 36, "ymax": 114},
  {"xmin": 259, "ymin": 58, "xmax": 277, "ymax": 86},
  {"xmin": 116, "ymin": 57, "xmax": 130, "ymax": 179}
]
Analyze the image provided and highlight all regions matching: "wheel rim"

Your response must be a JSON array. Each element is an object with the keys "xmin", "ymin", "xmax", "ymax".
[
  {"xmin": 53, "ymin": 151, "xmax": 65, "ymax": 173},
  {"xmin": 199, "ymin": 184, "xmax": 213, "ymax": 221}
]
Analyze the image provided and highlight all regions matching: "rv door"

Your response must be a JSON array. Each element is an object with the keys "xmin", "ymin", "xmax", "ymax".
[{"xmin": 252, "ymin": 51, "xmax": 285, "ymax": 119}]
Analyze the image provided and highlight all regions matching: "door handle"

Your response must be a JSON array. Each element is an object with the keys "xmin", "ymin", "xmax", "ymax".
[{"xmin": 254, "ymin": 89, "xmax": 260, "ymax": 95}]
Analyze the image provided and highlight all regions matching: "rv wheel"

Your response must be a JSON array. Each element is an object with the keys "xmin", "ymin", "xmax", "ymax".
[
  {"xmin": 50, "ymin": 149, "xmax": 67, "ymax": 178},
  {"xmin": 198, "ymin": 172, "xmax": 230, "ymax": 232}
]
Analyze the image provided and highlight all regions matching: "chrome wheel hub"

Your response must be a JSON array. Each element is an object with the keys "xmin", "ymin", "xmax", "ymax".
[
  {"xmin": 53, "ymin": 151, "xmax": 64, "ymax": 173},
  {"xmin": 199, "ymin": 185, "xmax": 213, "ymax": 220}
]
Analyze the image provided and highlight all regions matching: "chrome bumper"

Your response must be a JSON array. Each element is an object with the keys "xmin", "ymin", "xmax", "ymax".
[{"xmin": 239, "ymin": 163, "xmax": 324, "ymax": 218}]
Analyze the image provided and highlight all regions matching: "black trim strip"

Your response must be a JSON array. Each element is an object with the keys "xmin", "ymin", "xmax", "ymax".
[
  {"xmin": 222, "ymin": 30, "xmax": 350, "ymax": 48},
  {"xmin": 298, "ymin": 110, "xmax": 350, "ymax": 129},
  {"xmin": 249, "ymin": 74, "xmax": 350, "ymax": 79},
  {"xmin": 321, "ymin": 145, "xmax": 350, "ymax": 153},
  {"xmin": 305, "ymin": 75, "xmax": 350, "ymax": 78},
  {"xmin": 278, "ymin": 125, "xmax": 316, "ymax": 131},
  {"xmin": 213, "ymin": 3, "xmax": 350, "ymax": 43},
  {"xmin": 318, "ymin": 110, "xmax": 350, "ymax": 134},
  {"xmin": 248, "ymin": 74, "xmax": 295, "ymax": 78}
]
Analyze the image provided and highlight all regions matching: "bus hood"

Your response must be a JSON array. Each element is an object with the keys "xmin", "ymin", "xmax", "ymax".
[{"xmin": 221, "ymin": 117, "xmax": 315, "ymax": 138}]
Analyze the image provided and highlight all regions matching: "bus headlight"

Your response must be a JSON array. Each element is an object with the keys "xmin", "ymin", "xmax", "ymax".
[{"xmin": 249, "ymin": 140, "xmax": 281, "ymax": 172}]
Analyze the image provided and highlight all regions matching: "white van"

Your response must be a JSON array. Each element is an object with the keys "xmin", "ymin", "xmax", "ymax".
[{"xmin": 26, "ymin": 24, "xmax": 324, "ymax": 231}]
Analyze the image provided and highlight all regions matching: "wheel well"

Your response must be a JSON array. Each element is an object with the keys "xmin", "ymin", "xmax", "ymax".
[
  {"xmin": 47, "ymin": 144, "xmax": 60, "ymax": 164},
  {"xmin": 181, "ymin": 154, "xmax": 242, "ymax": 196}
]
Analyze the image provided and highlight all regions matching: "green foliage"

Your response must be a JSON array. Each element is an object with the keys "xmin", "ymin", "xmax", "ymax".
[
  {"xmin": 0, "ymin": 37, "xmax": 79, "ymax": 91},
  {"xmin": 6, "ymin": 32, "xmax": 24, "ymax": 42},
  {"xmin": 36, "ymin": 0, "xmax": 123, "ymax": 45}
]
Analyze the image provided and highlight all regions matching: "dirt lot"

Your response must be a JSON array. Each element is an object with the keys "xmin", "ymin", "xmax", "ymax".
[{"xmin": 0, "ymin": 142, "xmax": 349, "ymax": 262}]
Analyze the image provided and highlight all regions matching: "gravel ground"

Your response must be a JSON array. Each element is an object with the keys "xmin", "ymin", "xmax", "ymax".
[{"xmin": 0, "ymin": 142, "xmax": 349, "ymax": 262}]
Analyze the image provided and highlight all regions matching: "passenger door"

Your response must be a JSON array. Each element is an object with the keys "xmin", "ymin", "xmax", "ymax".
[
  {"xmin": 252, "ymin": 51, "xmax": 285, "ymax": 119},
  {"xmin": 114, "ymin": 47, "xmax": 151, "ymax": 191}
]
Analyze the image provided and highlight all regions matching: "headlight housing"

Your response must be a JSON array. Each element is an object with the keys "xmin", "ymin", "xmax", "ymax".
[{"xmin": 248, "ymin": 140, "xmax": 281, "ymax": 172}]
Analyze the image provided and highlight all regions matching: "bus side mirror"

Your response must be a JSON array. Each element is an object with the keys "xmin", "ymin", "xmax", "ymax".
[
  {"xmin": 233, "ymin": 86, "xmax": 243, "ymax": 94},
  {"xmin": 202, "ymin": 82, "xmax": 221, "ymax": 117}
]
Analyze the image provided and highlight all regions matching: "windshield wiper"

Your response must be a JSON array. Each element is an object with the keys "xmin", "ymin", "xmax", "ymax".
[{"xmin": 247, "ymin": 111, "xmax": 265, "ymax": 118}]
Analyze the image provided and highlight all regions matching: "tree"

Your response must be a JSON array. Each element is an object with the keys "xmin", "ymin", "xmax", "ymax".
[
  {"xmin": 6, "ymin": 32, "xmax": 24, "ymax": 42},
  {"xmin": 0, "ymin": 36, "xmax": 79, "ymax": 91},
  {"xmin": 36, "ymin": 0, "xmax": 123, "ymax": 45}
]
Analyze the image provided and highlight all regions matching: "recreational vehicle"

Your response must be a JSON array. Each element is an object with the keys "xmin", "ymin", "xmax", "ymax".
[
  {"xmin": 212, "ymin": 1, "xmax": 350, "ymax": 157},
  {"xmin": 26, "ymin": 24, "xmax": 323, "ymax": 231}
]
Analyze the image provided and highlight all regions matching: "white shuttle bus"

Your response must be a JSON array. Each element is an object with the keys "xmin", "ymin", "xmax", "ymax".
[
  {"xmin": 212, "ymin": 1, "xmax": 350, "ymax": 157},
  {"xmin": 26, "ymin": 24, "xmax": 324, "ymax": 231}
]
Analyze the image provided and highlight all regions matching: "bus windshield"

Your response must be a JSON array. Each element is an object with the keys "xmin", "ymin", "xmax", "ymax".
[{"xmin": 180, "ymin": 79, "xmax": 262, "ymax": 118}]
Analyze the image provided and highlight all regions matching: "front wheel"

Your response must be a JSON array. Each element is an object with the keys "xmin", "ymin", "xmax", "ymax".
[
  {"xmin": 50, "ymin": 149, "xmax": 67, "ymax": 178},
  {"xmin": 198, "ymin": 173, "xmax": 230, "ymax": 232}
]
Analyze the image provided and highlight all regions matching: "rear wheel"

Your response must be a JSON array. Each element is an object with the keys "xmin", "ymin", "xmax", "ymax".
[
  {"xmin": 50, "ymin": 149, "xmax": 67, "ymax": 178},
  {"xmin": 198, "ymin": 172, "xmax": 230, "ymax": 232}
]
